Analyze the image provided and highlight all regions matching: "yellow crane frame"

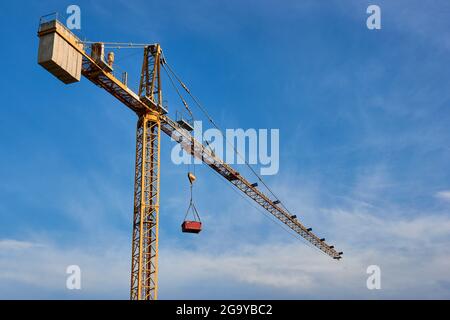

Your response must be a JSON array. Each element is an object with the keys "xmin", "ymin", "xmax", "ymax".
[{"xmin": 37, "ymin": 17, "xmax": 342, "ymax": 301}]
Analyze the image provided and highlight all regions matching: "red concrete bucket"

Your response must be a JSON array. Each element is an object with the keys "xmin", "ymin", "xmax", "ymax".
[{"xmin": 182, "ymin": 221, "xmax": 202, "ymax": 234}]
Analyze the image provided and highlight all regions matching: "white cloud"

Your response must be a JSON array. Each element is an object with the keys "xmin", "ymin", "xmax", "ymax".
[
  {"xmin": 392, "ymin": 215, "xmax": 450, "ymax": 240},
  {"xmin": 435, "ymin": 190, "xmax": 450, "ymax": 202},
  {"xmin": 157, "ymin": 209, "xmax": 450, "ymax": 299},
  {"xmin": 0, "ymin": 239, "xmax": 38, "ymax": 251},
  {"xmin": 0, "ymin": 238, "xmax": 129, "ymax": 299},
  {"xmin": 1, "ymin": 207, "xmax": 450, "ymax": 299}
]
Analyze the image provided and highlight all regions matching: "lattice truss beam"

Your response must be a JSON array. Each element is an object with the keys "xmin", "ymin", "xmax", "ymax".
[{"xmin": 130, "ymin": 114, "xmax": 161, "ymax": 300}]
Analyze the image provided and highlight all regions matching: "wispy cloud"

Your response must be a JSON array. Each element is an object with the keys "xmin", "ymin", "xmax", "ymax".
[
  {"xmin": 0, "ymin": 239, "xmax": 39, "ymax": 251},
  {"xmin": 0, "ymin": 238, "xmax": 129, "ymax": 299},
  {"xmin": 2, "ymin": 196, "xmax": 450, "ymax": 299},
  {"xmin": 435, "ymin": 190, "xmax": 450, "ymax": 202}
]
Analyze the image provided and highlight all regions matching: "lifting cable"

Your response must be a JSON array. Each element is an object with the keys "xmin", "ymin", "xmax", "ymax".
[
  {"xmin": 79, "ymin": 41, "xmax": 157, "ymax": 49},
  {"xmin": 161, "ymin": 64, "xmax": 194, "ymax": 121},
  {"xmin": 161, "ymin": 56, "xmax": 294, "ymax": 216},
  {"xmin": 162, "ymin": 64, "xmax": 216, "ymax": 157},
  {"xmin": 162, "ymin": 64, "xmax": 202, "ymax": 223},
  {"xmin": 184, "ymin": 173, "xmax": 201, "ymax": 222}
]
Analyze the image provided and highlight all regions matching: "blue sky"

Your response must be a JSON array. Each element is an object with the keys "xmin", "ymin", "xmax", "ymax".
[{"xmin": 0, "ymin": 0, "xmax": 449, "ymax": 299}]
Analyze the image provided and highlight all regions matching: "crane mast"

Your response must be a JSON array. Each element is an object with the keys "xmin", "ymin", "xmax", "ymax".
[
  {"xmin": 37, "ymin": 16, "xmax": 342, "ymax": 301},
  {"xmin": 130, "ymin": 112, "xmax": 161, "ymax": 300},
  {"xmin": 130, "ymin": 45, "xmax": 163, "ymax": 300}
]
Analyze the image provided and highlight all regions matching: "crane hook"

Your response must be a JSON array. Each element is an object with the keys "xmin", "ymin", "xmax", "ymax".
[{"xmin": 188, "ymin": 172, "xmax": 196, "ymax": 185}]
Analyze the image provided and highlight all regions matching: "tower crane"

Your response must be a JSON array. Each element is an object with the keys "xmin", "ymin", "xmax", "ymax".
[{"xmin": 37, "ymin": 15, "xmax": 342, "ymax": 301}]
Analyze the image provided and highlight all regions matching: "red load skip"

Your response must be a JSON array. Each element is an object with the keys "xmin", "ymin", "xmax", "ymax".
[{"xmin": 182, "ymin": 221, "xmax": 202, "ymax": 234}]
